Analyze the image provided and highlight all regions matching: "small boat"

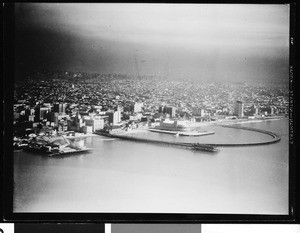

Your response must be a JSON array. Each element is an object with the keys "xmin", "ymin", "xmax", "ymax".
[{"xmin": 49, "ymin": 148, "xmax": 91, "ymax": 157}]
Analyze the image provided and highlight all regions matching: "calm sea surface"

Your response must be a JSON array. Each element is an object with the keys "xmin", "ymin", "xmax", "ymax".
[{"xmin": 14, "ymin": 118, "xmax": 289, "ymax": 214}]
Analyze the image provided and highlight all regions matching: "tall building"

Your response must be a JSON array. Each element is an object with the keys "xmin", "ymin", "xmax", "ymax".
[
  {"xmin": 251, "ymin": 105, "xmax": 259, "ymax": 115},
  {"xmin": 255, "ymin": 106, "xmax": 259, "ymax": 115},
  {"xmin": 164, "ymin": 106, "xmax": 177, "ymax": 118},
  {"xmin": 108, "ymin": 110, "xmax": 121, "ymax": 125},
  {"xmin": 234, "ymin": 101, "xmax": 244, "ymax": 118},
  {"xmin": 30, "ymin": 108, "xmax": 35, "ymax": 115},
  {"xmin": 35, "ymin": 106, "xmax": 51, "ymax": 121},
  {"xmin": 50, "ymin": 112, "xmax": 59, "ymax": 125},
  {"xmin": 158, "ymin": 106, "xmax": 165, "ymax": 113},
  {"xmin": 133, "ymin": 102, "xmax": 143, "ymax": 113},
  {"xmin": 159, "ymin": 106, "xmax": 176, "ymax": 118},
  {"xmin": 85, "ymin": 118, "xmax": 105, "ymax": 132},
  {"xmin": 28, "ymin": 115, "xmax": 35, "ymax": 122},
  {"xmin": 54, "ymin": 103, "xmax": 66, "ymax": 114}
]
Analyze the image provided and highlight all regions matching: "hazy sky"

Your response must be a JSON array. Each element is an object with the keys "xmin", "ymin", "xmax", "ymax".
[{"xmin": 15, "ymin": 3, "xmax": 290, "ymax": 82}]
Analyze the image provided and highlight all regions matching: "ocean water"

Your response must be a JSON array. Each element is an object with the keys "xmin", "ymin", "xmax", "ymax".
[{"xmin": 13, "ymin": 118, "xmax": 289, "ymax": 214}]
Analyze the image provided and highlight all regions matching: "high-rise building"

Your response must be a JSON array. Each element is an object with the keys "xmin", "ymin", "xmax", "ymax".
[
  {"xmin": 133, "ymin": 102, "xmax": 143, "ymax": 113},
  {"xmin": 159, "ymin": 106, "xmax": 176, "ymax": 118},
  {"xmin": 35, "ymin": 107, "xmax": 51, "ymax": 121},
  {"xmin": 54, "ymin": 103, "xmax": 66, "ymax": 114},
  {"xmin": 85, "ymin": 118, "xmax": 105, "ymax": 132},
  {"xmin": 164, "ymin": 106, "xmax": 177, "ymax": 118},
  {"xmin": 234, "ymin": 101, "xmax": 244, "ymax": 118},
  {"xmin": 50, "ymin": 112, "xmax": 59, "ymax": 125},
  {"xmin": 28, "ymin": 115, "xmax": 35, "ymax": 122},
  {"xmin": 30, "ymin": 108, "xmax": 35, "ymax": 115},
  {"xmin": 158, "ymin": 106, "xmax": 165, "ymax": 113},
  {"xmin": 251, "ymin": 105, "xmax": 259, "ymax": 115},
  {"xmin": 108, "ymin": 110, "xmax": 121, "ymax": 125}
]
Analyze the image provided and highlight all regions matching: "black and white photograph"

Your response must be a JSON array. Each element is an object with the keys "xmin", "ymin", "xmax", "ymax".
[{"xmin": 8, "ymin": 3, "xmax": 292, "ymax": 217}]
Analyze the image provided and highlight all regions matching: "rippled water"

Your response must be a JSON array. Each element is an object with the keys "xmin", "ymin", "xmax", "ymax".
[{"xmin": 14, "ymin": 118, "xmax": 289, "ymax": 214}]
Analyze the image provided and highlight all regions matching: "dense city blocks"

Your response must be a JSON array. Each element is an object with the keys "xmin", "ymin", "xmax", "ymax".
[{"xmin": 13, "ymin": 71, "xmax": 289, "ymax": 138}]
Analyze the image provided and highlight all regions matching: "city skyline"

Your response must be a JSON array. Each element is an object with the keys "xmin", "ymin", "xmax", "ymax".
[{"xmin": 15, "ymin": 3, "xmax": 290, "ymax": 83}]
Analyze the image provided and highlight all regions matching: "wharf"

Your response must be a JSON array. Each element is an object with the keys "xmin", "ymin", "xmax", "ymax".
[{"xmin": 95, "ymin": 132, "xmax": 218, "ymax": 152}]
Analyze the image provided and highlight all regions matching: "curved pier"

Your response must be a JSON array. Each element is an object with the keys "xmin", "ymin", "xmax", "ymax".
[
  {"xmin": 208, "ymin": 125, "xmax": 281, "ymax": 146},
  {"xmin": 97, "ymin": 132, "xmax": 192, "ymax": 147},
  {"xmin": 96, "ymin": 125, "xmax": 281, "ymax": 152},
  {"xmin": 96, "ymin": 132, "xmax": 217, "ymax": 151}
]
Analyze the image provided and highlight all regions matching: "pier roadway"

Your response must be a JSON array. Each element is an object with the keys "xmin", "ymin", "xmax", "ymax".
[
  {"xmin": 97, "ymin": 132, "xmax": 195, "ymax": 148},
  {"xmin": 97, "ymin": 124, "xmax": 281, "ymax": 149}
]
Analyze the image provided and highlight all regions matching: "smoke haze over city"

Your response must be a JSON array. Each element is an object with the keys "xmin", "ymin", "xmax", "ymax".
[{"xmin": 15, "ymin": 3, "xmax": 290, "ymax": 82}]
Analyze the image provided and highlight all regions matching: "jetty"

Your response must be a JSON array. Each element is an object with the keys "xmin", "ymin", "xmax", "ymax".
[
  {"xmin": 96, "ymin": 124, "xmax": 281, "ymax": 152},
  {"xmin": 96, "ymin": 132, "xmax": 219, "ymax": 152}
]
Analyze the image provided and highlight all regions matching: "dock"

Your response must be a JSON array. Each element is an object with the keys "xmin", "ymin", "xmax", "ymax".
[{"xmin": 95, "ymin": 132, "xmax": 219, "ymax": 152}]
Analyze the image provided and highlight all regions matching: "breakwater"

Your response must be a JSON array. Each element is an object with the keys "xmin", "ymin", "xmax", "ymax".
[
  {"xmin": 210, "ymin": 125, "xmax": 281, "ymax": 146},
  {"xmin": 96, "ymin": 125, "xmax": 281, "ymax": 151},
  {"xmin": 96, "ymin": 132, "xmax": 219, "ymax": 151},
  {"xmin": 96, "ymin": 132, "xmax": 194, "ymax": 148}
]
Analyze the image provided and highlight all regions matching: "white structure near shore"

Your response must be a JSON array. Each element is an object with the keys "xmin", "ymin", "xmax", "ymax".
[{"xmin": 155, "ymin": 119, "xmax": 191, "ymax": 132}]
